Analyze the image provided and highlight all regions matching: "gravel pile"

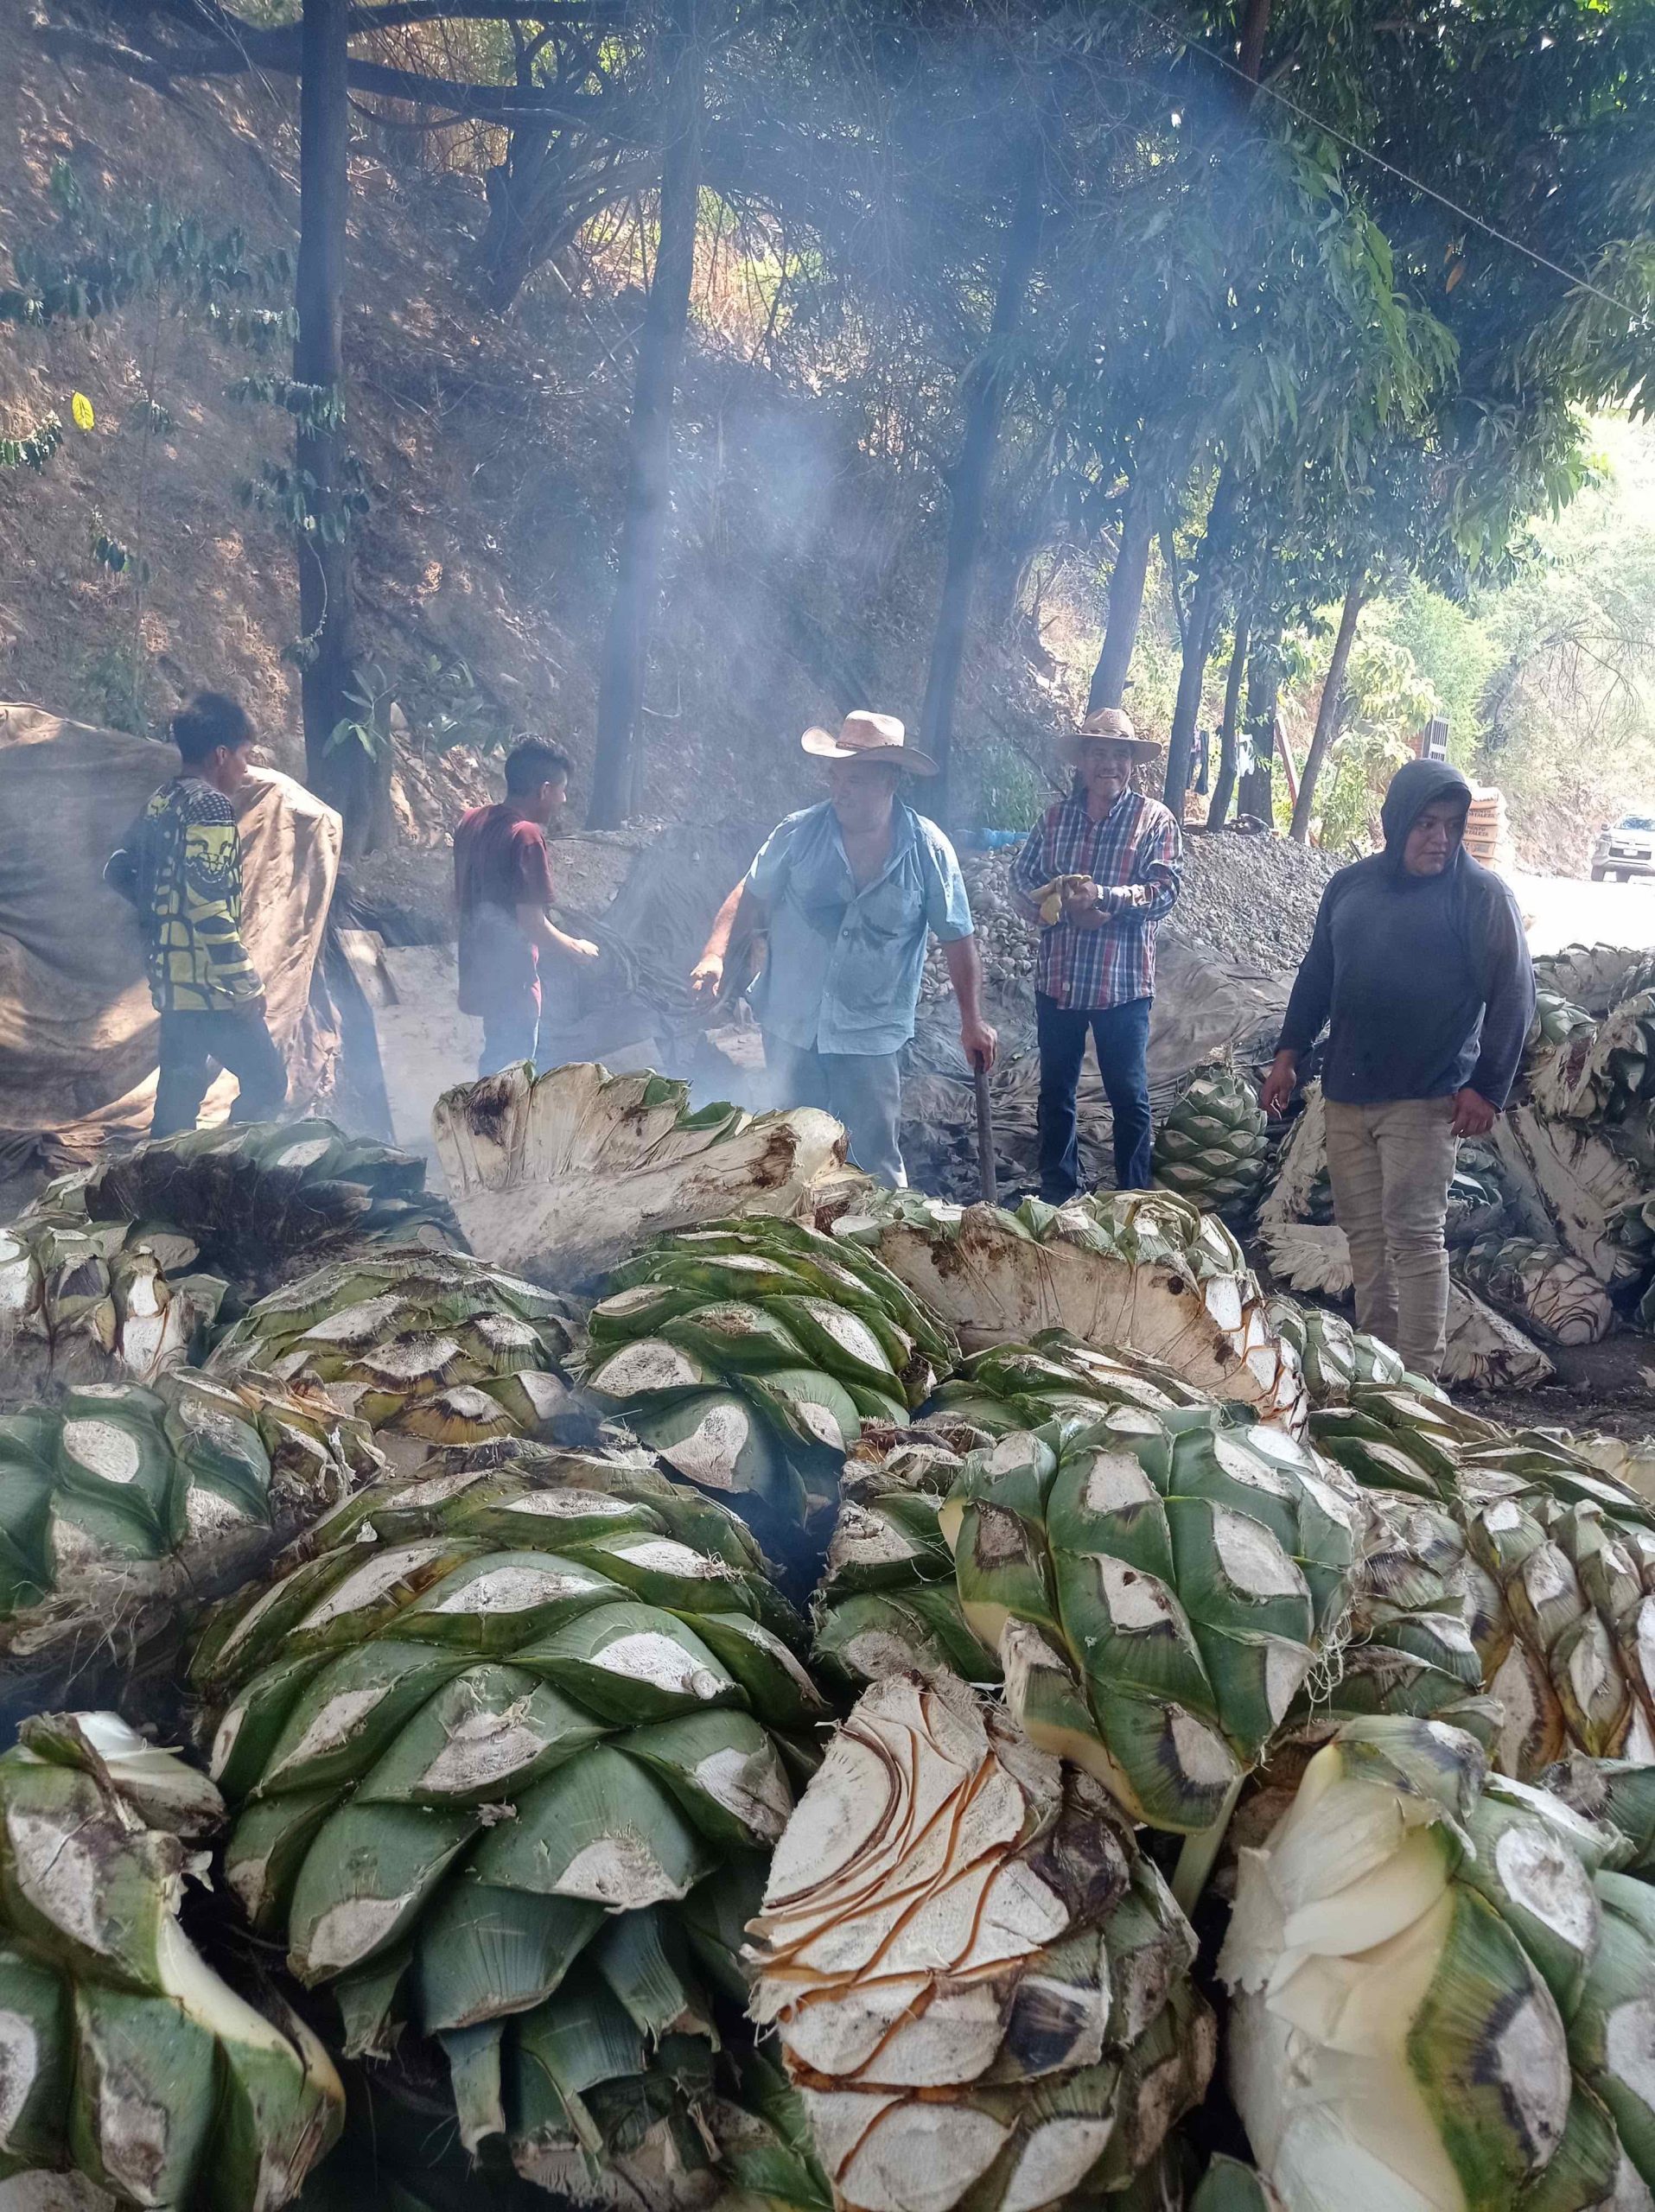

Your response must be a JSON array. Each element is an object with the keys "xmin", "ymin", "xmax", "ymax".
[
  {"xmin": 1174, "ymin": 829, "xmax": 1339, "ymax": 972},
  {"xmin": 921, "ymin": 829, "xmax": 1339, "ymax": 1007}
]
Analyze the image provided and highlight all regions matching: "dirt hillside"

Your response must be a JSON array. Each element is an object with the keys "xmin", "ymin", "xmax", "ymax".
[{"xmin": 0, "ymin": 11, "xmax": 1064, "ymax": 850}]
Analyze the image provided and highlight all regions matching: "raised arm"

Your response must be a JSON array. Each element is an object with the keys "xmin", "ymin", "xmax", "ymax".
[{"xmin": 1098, "ymin": 810, "xmax": 1182, "ymax": 922}]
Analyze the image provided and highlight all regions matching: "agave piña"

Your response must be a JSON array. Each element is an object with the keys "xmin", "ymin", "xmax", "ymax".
[
  {"xmin": 1152, "ymin": 1064, "xmax": 1270, "ymax": 1212},
  {"xmin": 578, "ymin": 1217, "xmax": 955, "ymax": 1571},
  {"xmin": 1221, "ymin": 1715, "xmax": 1655, "ymax": 2212},
  {"xmin": 749, "ymin": 1670, "xmax": 1214, "ymax": 2212},
  {"xmin": 0, "ymin": 1711, "xmax": 341, "ymax": 2212},
  {"xmin": 432, "ymin": 1062, "xmax": 845, "ymax": 1290},
  {"xmin": 192, "ymin": 1442, "xmax": 833, "ymax": 2206},
  {"xmin": 0, "ymin": 1371, "xmax": 375, "ymax": 1722},
  {"xmin": 207, "ymin": 1249, "xmax": 579, "ymax": 1471},
  {"xmin": 831, "ymin": 1189, "xmax": 1306, "ymax": 1433}
]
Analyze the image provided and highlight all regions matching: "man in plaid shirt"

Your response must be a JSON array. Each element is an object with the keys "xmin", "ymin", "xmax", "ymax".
[{"xmin": 1010, "ymin": 708, "xmax": 1182, "ymax": 1198}]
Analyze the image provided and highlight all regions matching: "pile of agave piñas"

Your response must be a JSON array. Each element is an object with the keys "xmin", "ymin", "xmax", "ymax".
[{"xmin": 5, "ymin": 1072, "xmax": 1655, "ymax": 2212}]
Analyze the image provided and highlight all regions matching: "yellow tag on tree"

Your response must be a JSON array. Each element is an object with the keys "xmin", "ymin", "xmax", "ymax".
[{"xmin": 71, "ymin": 392, "xmax": 95, "ymax": 431}]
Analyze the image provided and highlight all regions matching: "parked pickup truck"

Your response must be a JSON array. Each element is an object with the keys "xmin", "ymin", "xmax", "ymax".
[{"xmin": 1591, "ymin": 811, "xmax": 1655, "ymax": 880}]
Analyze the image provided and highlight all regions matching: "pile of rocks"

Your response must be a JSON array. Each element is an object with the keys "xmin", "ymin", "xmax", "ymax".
[
  {"xmin": 921, "ymin": 830, "xmax": 1338, "ymax": 1009},
  {"xmin": 1174, "ymin": 828, "xmax": 1338, "ymax": 972},
  {"xmin": 920, "ymin": 849, "xmax": 1034, "ymax": 1010}
]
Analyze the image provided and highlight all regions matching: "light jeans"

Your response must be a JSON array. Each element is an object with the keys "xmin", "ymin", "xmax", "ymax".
[
  {"xmin": 1323, "ymin": 1095, "xmax": 1458, "ymax": 1377},
  {"xmin": 764, "ymin": 1037, "xmax": 907, "ymax": 1189}
]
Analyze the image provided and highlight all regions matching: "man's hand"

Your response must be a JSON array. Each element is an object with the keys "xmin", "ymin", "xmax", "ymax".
[
  {"xmin": 1061, "ymin": 888, "xmax": 1107, "ymax": 931},
  {"xmin": 1261, "ymin": 1051, "xmax": 1299, "ymax": 1117},
  {"xmin": 961, "ymin": 1018, "xmax": 997, "ymax": 1073},
  {"xmin": 1450, "ymin": 1087, "xmax": 1498, "ymax": 1137},
  {"xmin": 570, "ymin": 938, "xmax": 602, "ymax": 963},
  {"xmin": 691, "ymin": 952, "xmax": 724, "ymax": 1001}
]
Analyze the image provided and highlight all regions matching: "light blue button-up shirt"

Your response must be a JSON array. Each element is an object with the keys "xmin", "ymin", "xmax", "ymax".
[{"xmin": 745, "ymin": 799, "xmax": 975, "ymax": 1056}]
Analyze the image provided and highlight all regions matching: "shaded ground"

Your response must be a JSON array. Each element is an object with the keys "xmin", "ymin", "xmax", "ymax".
[{"xmin": 1469, "ymin": 1332, "xmax": 1655, "ymax": 1440}]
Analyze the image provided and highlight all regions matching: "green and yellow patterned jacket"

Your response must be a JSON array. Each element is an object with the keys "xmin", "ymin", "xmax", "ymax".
[{"xmin": 107, "ymin": 779, "xmax": 264, "ymax": 1013}]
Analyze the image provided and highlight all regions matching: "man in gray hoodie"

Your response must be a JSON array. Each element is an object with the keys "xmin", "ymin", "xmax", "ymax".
[{"xmin": 1262, "ymin": 758, "xmax": 1535, "ymax": 1376}]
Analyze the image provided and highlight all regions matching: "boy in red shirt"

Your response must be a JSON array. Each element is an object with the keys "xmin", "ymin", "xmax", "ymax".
[{"xmin": 453, "ymin": 740, "xmax": 599, "ymax": 1077}]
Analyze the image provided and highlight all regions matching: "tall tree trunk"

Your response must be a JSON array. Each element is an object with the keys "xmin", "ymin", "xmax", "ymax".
[
  {"xmin": 1290, "ymin": 575, "xmax": 1365, "ymax": 842},
  {"xmin": 1206, "ymin": 604, "xmax": 1250, "ymax": 830},
  {"xmin": 1238, "ymin": 632, "xmax": 1280, "ymax": 822},
  {"xmin": 296, "ymin": 0, "xmax": 374, "ymax": 851},
  {"xmin": 1086, "ymin": 474, "xmax": 1154, "ymax": 712},
  {"xmin": 918, "ymin": 120, "xmax": 1047, "ymax": 826},
  {"xmin": 1238, "ymin": 0, "xmax": 1271, "ymax": 83},
  {"xmin": 1163, "ymin": 590, "xmax": 1220, "ymax": 816},
  {"xmin": 588, "ymin": 0, "xmax": 703, "ymax": 830},
  {"xmin": 1162, "ymin": 467, "xmax": 1235, "ymax": 808}
]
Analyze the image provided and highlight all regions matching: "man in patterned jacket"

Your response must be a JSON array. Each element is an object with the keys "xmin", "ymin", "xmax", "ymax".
[
  {"xmin": 1010, "ymin": 707, "xmax": 1182, "ymax": 1198},
  {"xmin": 106, "ymin": 691, "xmax": 286, "ymax": 1137}
]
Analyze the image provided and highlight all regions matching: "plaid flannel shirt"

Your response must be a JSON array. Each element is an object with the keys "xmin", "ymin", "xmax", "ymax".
[{"xmin": 1009, "ymin": 788, "xmax": 1182, "ymax": 1009}]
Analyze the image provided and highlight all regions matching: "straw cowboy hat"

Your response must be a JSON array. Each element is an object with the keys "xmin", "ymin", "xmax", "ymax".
[
  {"xmin": 800, "ymin": 710, "xmax": 938, "ymax": 777},
  {"xmin": 1056, "ymin": 706, "xmax": 1164, "ymax": 766}
]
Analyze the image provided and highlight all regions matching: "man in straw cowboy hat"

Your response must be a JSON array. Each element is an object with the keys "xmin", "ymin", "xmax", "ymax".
[
  {"xmin": 1009, "ymin": 706, "xmax": 1183, "ymax": 1198},
  {"xmin": 691, "ymin": 710, "xmax": 996, "ymax": 1187}
]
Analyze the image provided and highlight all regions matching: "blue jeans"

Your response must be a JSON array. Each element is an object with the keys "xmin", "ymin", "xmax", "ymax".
[
  {"xmin": 764, "ymin": 1037, "xmax": 906, "ymax": 1188},
  {"xmin": 1035, "ymin": 991, "xmax": 1153, "ymax": 1199}
]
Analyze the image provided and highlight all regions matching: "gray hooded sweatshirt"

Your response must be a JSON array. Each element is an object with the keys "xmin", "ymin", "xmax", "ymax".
[{"xmin": 1278, "ymin": 759, "xmax": 1536, "ymax": 1108}]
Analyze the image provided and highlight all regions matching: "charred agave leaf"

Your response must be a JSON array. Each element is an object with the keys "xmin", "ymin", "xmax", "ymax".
[
  {"xmin": 749, "ymin": 1670, "xmax": 1214, "ymax": 2212},
  {"xmin": 72, "ymin": 1121, "xmax": 454, "ymax": 1296},
  {"xmin": 192, "ymin": 1445, "xmax": 834, "ymax": 2209},
  {"xmin": 1221, "ymin": 1714, "xmax": 1655, "ymax": 2212},
  {"xmin": 0, "ymin": 1712, "xmax": 341, "ymax": 2212}
]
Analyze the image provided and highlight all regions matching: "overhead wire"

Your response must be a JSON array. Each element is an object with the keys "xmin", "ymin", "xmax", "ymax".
[{"xmin": 1115, "ymin": 0, "xmax": 1650, "ymax": 325}]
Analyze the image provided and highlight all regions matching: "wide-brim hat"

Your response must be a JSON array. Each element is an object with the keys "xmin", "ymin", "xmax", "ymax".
[
  {"xmin": 1057, "ymin": 707, "xmax": 1164, "ymax": 765},
  {"xmin": 800, "ymin": 709, "xmax": 938, "ymax": 776}
]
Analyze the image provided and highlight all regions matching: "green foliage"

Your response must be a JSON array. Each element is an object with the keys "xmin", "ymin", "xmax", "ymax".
[
  {"xmin": 398, "ymin": 653, "xmax": 512, "ymax": 759},
  {"xmin": 88, "ymin": 518, "xmax": 150, "ymax": 585},
  {"xmin": 72, "ymin": 639, "xmax": 158, "ymax": 739},
  {"xmin": 963, "ymin": 734, "xmax": 1048, "ymax": 831},
  {"xmin": 236, "ymin": 456, "xmax": 370, "ymax": 540},
  {"xmin": 0, "ymin": 200, "xmax": 292, "ymax": 330},
  {"xmin": 1312, "ymin": 630, "xmax": 1443, "ymax": 853},
  {"xmin": 226, "ymin": 375, "xmax": 346, "ymax": 434},
  {"xmin": 326, "ymin": 660, "xmax": 390, "ymax": 760},
  {"xmin": 1370, "ymin": 584, "xmax": 1499, "ymax": 760},
  {"xmin": 0, "ymin": 410, "xmax": 62, "ymax": 470}
]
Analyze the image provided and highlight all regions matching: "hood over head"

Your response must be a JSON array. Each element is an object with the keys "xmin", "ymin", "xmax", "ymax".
[{"xmin": 1380, "ymin": 757, "xmax": 1473, "ymax": 866}]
